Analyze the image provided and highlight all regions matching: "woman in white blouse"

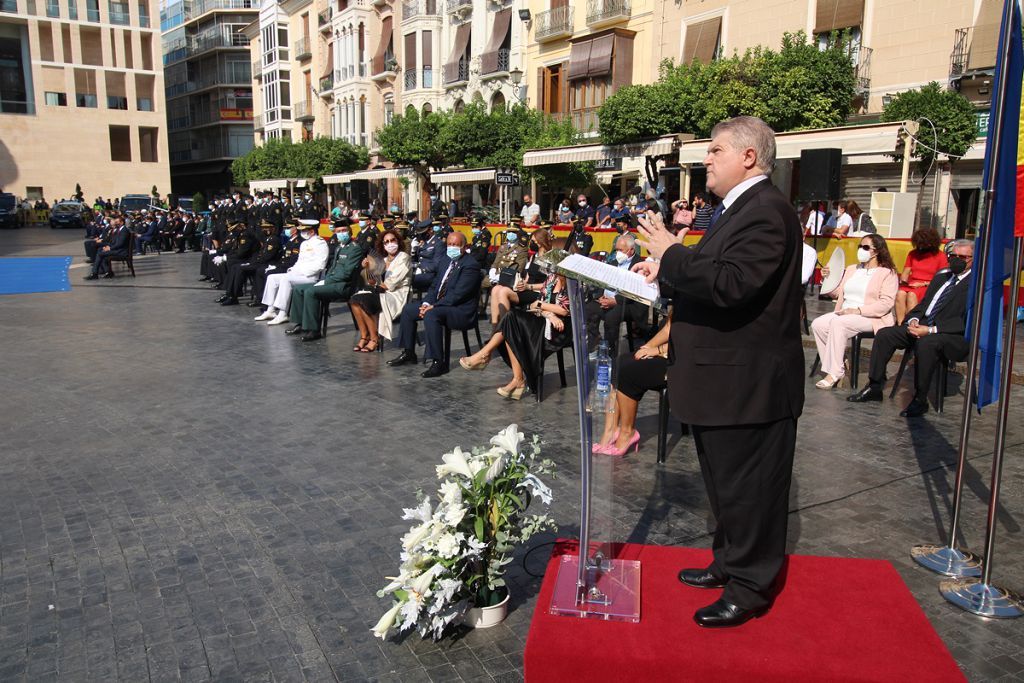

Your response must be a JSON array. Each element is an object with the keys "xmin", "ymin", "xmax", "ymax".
[
  {"xmin": 811, "ymin": 234, "xmax": 899, "ymax": 389},
  {"xmin": 348, "ymin": 229, "xmax": 411, "ymax": 351}
]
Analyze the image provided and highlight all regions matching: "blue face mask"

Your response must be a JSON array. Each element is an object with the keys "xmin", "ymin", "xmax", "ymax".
[
  {"xmin": 506, "ymin": 233, "xmax": 518, "ymax": 243},
  {"xmin": 336, "ymin": 232, "xmax": 351, "ymax": 244},
  {"xmin": 432, "ymin": 225, "xmax": 442, "ymax": 234},
  {"xmin": 283, "ymin": 228, "xmax": 292, "ymax": 237},
  {"xmin": 446, "ymin": 246, "xmax": 462, "ymax": 260},
  {"xmin": 472, "ymin": 228, "xmax": 481, "ymax": 235}
]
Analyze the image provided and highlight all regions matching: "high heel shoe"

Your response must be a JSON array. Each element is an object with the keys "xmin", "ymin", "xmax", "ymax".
[
  {"xmin": 602, "ymin": 430, "xmax": 640, "ymax": 456},
  {"xmin": 359, "ymin": 339, "xmax": 379, "ymax": 353},
  {"xmin": 497, "ymin": 384, "xmax": 526, "ymax": 400},
  {"xmin": 815, "ymin": 375, "xmax": 841, "ymax": 389},
  {"xmin": 459, "ymin": 355, "xmax": 490, "ymax": 371},
  {"xmin": 592, "ymin": 429, "xmax": 620, "ymax": 454},
  {"xmin": 353, "ymin": 337, "xmax": 369, "ymax": 352}
]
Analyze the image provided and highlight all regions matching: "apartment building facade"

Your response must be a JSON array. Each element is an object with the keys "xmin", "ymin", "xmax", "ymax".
[
  {"xmin": 0, "ymin": 0, "xmax": 169, "ymax": 201},
  {"xmin": 161, "ymin": 0, "xmax": 257, "ymax": 196}
]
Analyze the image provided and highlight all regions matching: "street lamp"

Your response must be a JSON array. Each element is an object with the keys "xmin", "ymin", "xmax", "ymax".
[{"xmin": 509, "ymin": 66, "xmax": 523, "ymax": 98}]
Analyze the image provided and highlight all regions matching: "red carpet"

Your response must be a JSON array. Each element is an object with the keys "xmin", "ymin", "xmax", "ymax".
[{"xmin": 524, "ymin": 541, "xmax": 964, "ymax": 682}]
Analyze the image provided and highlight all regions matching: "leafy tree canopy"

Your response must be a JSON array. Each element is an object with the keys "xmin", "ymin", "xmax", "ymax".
[
  {"xmin": 880, "ymin": 81, "xmax": 978, "ymax": 170},
  {"xmin": 231, "ymin": 137, "xmax": 369, "ymax": 189},
  {"xmin": 598, "ymin": 31, "xmax": 858, "ymax": 144}
]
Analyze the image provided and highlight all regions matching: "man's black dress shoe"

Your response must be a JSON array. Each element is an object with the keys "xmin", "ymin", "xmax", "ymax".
[
  {"xmin": 220, "ymin": 298, "xmax": 239, "ymax": 306},
  {"xmin": 900, "ymin": 398, "xmax": 929, "ymax": 418},
  {"xmin": 847, "ymin": 386, "xmax": 883, "ymax": 403},
  {"xmin": 215, "ymin": 295, "xmax": 229, "ymax": 303},
  {"xmin": 102, "ymin": 272, "xmax": 114, "ymax": 279},
  {"xmin": 300, "ymin": 331, "xmax": 322, "ymax": 342},
  {"xmin": 387, "ymin": 350, "xmax": 417, "ymax": 366},
  {"xmin": 198, "ymin": 276, "xmax": 211, "ymax": 282},
  {"xmin": 678, "ymin": 568, "xmax": 727, "ymax": 589},
  {"xmin": 421, "ymin": 361, "xmax": 448, "ymax": 378},
  {"xmin": 284, "ymin": 324, "xmax": 303, "ymax": 335},
  {"xmin": 693, "ymin": 598, "xmax": 768, "ymax": 628},
  {"xmin": 83, "ymin": 274, "xmax": 98, "ymax": 280}
]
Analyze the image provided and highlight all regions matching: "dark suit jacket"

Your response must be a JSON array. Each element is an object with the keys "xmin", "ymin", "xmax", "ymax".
[
  {"xmin": 658, "ymin": 179, "xmax": 805, "ymax": 426},
  {"xmin": 906, "ymin": 269, "xmax": 971, "ymax": 336},
  {"xmin": 426, "ymin": 255, "xmax": 482, "ymax": 323},
  {"xmin": 107, "ymin": 226, "xmax": 130, "ymax": 256}
]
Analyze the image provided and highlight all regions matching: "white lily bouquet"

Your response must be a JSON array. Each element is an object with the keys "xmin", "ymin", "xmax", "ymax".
[{"xmin": 372, "ymin": 424, "xmax": 557, "ymax": 640}]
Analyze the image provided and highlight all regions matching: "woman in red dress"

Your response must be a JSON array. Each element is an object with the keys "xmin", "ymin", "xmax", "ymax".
[{"xmin": 896, "ymin": 227, "xmax": 947, "ymax": 324}]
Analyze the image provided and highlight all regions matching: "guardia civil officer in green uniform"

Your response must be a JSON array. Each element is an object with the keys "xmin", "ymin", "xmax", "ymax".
[{"xmin": 285, "ymin": 222, "xmax": 366, "ymax": 341}]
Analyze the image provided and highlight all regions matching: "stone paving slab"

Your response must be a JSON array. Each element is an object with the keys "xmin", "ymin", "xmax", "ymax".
[{"xmin": 1, "ymin": 228, "xmax": 1023, "ymax": 682}]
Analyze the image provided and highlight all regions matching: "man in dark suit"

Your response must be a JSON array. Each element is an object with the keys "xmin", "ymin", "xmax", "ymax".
[
  {"xmin": 596, "ymin": 232, "xmax": 647, "ymax": 354},
  {"xmin": 635, "ymin": 116, "xmax": 804, "ymax": 628},
  {"xmin": 85, "ymin": 217, "xmax": 130, "ymax": 279},
  {"xmin": 848, "ymin": 240, "xmax": 974, "ymax": 417},
  {"xmin": 388, "ymin": 231, "xmax": 482, "ymax": 377}
]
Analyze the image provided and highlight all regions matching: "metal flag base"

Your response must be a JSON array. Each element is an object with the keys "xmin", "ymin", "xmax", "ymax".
[
  {"xmin": 910, "ymin": 544, "xmax": 983, "ymax": 577},
  {"xmin": 939, "ymin": 578, "xmax": 1024, "ymax": 618}
]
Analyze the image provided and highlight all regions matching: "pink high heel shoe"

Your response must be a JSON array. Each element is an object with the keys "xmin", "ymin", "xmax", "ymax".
[
  {"xmin": 603, "ymin": 430, "xmax": 640, "ymax": 456},
  {"xmin": 592, "ymin": 429, "xmax": 620, "ymax": 454}
]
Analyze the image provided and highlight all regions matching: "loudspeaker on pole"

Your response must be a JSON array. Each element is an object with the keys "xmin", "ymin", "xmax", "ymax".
[{"xmin": 799, "ymin": 148, "xmax": 842, "ymax": 200}]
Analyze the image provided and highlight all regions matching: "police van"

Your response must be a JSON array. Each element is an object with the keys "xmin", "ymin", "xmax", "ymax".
[{"xmin": 119, "ymin": 194, "xmax": 153, "ymax": 213}]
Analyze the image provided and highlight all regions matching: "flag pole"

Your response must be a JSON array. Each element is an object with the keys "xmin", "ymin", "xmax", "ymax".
[
  {"xmin": 940, "ymin": 237, "xmax": 1024, "ymax": 617},
  {"xmin": 907, "ymin": 0, "xmax": 1018, "ymax": 577}
]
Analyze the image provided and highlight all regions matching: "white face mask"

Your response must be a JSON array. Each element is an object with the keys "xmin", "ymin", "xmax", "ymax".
[
  {"xmin": 857, "ymin": 246, "xmax": 872, "ymax": 263},
  {"xmin": 359, "ymin": 220, "xmax": 368, "ymax": 228},
  {"xmin": 578, "ymin": 201, "xmax": 586, "ymax": 207},
  {"xmin": 614, "ymin": 250, "xmax": 630, "ymax": 264},
  {"xmin": 384, "ymin": 242, "xmax": 399, "ymax": 255}
]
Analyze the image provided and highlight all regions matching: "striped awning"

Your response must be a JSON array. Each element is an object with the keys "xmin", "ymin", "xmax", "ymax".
[
  {"xmin": 677, "ymin": 122, "xmax": 914, "ymax": 164},
  {"xmin": 522, "ymin": 135, "xmax": 688, "ymax": 167},
  {"xmin": 322, "ymin": 167, "xmax": 414, "ymax": 184},
  {"xmin": 430, "ymin": 168, "xmax": 497, "ymax": 184}
]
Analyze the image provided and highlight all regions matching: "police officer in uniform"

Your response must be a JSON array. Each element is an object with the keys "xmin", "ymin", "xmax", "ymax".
[
  {"xmin": 566, "ymin": 216, "xmax": 594, "ymax": 256},
  {"xmin": 412, "ymin": 218, "xmax": 447, "ymax": 291},
  {"xmin": 468, "ymin": 216, "xmax": 492, "ymax": 267},
  {"xmin": 250, "ymin": 219, "xmax": 303, "ymax": 308},
  {"xmin": 285, "ymin": 222, "xmax": 366, "ymax": 341},
  {"xmin": 220, "ymin": 219, "xmax": 281, "ymax": 305},
  {"xmin": 354, "ymin": 212, "xmax": 380, "ymax": 255}
]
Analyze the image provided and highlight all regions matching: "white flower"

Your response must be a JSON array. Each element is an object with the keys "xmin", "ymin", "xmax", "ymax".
[
  {"xmin": 523, "ymin": 473, "xmax": 553, "ymax": 505},
  {"xmin": 490, "ymin": 424, "xmax": 524, "ymax": 455},
  {"xmin": 436, "ymin": 447, "xmax": 474, "ymax": 479},
  {"xmin": 409, "ymin": 563, "xmax": 441, "ymax": 599},
  {"xmin": 439, "ymin": 480, "xmax": 462, "ymax": 506},
  {"xmin": 402, "ymin": 498, "xmax": 432, "ymax": 523},
  {"xmin": 371, "ymin": 601, "xmax": 403, "ymax": 640},
  {"xmin": 402, "ymin": 522, "xmax": 433, "ymax": 551},
  {"xmin": 441, "ymin": 505, "xmax": 467, "ymax": 527},
  {"xmin": 484, "ymin": 452, "xmax": 506, "ymax": 483},
  {"xmin": 435, "ymin": 533, "xmax": 461, "ymax": 558}
]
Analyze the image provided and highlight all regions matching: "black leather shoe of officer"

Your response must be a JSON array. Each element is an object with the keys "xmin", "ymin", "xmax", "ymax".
[
  {"xmin": 198, "ymin": 276, "xmax": 211, "ymax": 282},
  {"xmin": 215, "ymin": 295, "xmax": 229, "ymax": 303},
  {"xmin": 300, "ymin": 331, "xmax": 322, "ymax": 342},
  {"xmin": 220, "ymin": 298, "xmax": 239, "ymax": 306},
  {"xmin": 900, "ymin": 397, "xmax": 929, "ymax": 418},
  {"xmin": 678, "ymin": 568, "xmax": 726, "ymax": 589},
  {"xmin": 83, "ymin": 274, "xmax": 98, "ymax": 280},
  {"xmin": 284, "ymin": 324, "xmax": 303, "ymax": 335},
  {"xmin": 694, "ymin": 598, "xmax": 768, "ymax": 628},
  {"xmin": 387, "ymin": 350, "xmax": 418, "ymax": 366},
  {"xmin": 421, "ymin": 361, "xmax": 448, "ymax": 378},
  {"xmin": 847, "ymin": 385, "xmax": 883, "ymax": 403},
  {"xmin": 102, "ymin": 272, "xmax": 114, "ymax": 279}
]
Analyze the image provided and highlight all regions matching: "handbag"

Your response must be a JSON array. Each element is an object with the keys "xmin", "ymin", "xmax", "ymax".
[{"xmin": 498, "ymin": 266, "xmax": 519, "ymax": 289}]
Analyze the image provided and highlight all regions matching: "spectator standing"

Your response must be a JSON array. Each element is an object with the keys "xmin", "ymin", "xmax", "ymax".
[
  {"xmin": 671, "ymin": 198, "xmax": 694, "ymax": 232},
  {"xmin": 596, "ymin": 196, "xmax": 613, "ymax": 227},
  {"xmin": 690, "ymin": 192, "xmax": 713, "ymax": 231},
  {"xmin": 574, "ymin": 194, "xmax": 596, "ymax": 228},
  {"xmin": 556, "ymin": 198, "xmax": 574, "ymax": 224},
  {"xmin": 520, "ymin": 194, "xmax": 540, "ymax": 226}
]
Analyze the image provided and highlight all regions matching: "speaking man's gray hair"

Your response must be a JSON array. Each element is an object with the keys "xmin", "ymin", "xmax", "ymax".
[{"xmin": 710, "ymin": 115, "xmax": 777, "ymax": 176}]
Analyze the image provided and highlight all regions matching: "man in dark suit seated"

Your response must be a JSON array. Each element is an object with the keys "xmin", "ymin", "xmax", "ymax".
[
  {"xmin": 84, "ymin": 217, "xmax": 130, "ymax": 279},
  {"xmin": 388, "ymin": 231, "xmax": 481, "ymax": 378},
  {"xmin": 135, "ymin": 211, "xmax": 160, "ymax": 254},
  {"xmin": 848, "ymin": 239, "xmax": 974, "ymax": 417},
  {"xmin": 595, "ymin": 233, "xmax": 648, "ymax": 354}
]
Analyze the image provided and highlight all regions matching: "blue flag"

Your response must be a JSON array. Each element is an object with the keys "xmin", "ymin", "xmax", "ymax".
[{"xmin": 966, "ymin": 0, "xmax": 1023, "ymax": 409}]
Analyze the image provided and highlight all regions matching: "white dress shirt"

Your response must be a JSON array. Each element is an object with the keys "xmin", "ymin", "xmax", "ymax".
[{"xmin": 722, "ymin": 174, "xmax": 769, "ymax": 211}]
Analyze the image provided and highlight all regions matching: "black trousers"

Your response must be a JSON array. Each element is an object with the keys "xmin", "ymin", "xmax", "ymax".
[
  {"xmin": 691, "ymin": 417, "xmax": 797, "ymax": 610},
  {"xmin": 223, "ymin": 262, "xmax": 259, "ymax": 299},
  {"xmin": 598, "ymin": 296, "xmax": 648, "ymax": 354},
  {"xmin": 84, "ymin": 239, "xmax": 102, "ymax": 261},
  {"xmin": 867, "ymin": 326, "xmax": 970, "ymax": 399}
]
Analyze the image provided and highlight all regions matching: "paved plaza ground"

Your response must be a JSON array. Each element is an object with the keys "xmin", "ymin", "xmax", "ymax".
[{"xmin": 1, "ymin": 227, "xmax": 1023, "ymax": 682}]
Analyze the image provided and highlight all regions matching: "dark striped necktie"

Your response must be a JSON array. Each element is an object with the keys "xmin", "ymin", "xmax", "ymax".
[{"xmin": 925, "ymin": 274, "xmax": 958, "ymax": 325}]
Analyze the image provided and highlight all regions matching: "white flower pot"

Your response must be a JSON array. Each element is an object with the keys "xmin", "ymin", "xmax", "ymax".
[{"xmin": 466, "ymin": 592, "xmax": 510, "ymax": 629}]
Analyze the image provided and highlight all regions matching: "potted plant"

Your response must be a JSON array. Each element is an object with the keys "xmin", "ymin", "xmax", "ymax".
[{"xmin": 372, "ymin": 424, "xmax": 556, "ymax": 640}]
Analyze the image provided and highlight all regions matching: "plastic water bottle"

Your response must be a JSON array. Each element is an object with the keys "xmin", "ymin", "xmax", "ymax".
[{"xmin": 595, "ymin": 340, "xmax": 612, "ymax": 403}]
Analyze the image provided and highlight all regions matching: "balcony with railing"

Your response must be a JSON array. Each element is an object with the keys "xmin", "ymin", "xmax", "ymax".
[
  {"xmin": 535, "ymin": 5, "xmax": 572, "ymax": 41},
  {"xmin": 570, "ymin": 106, "xmax": 598, "ymax": 132},
  {"xmin": 164, "ymin": 66, "xmax": 253, "ymax": 98},
  {"xmin": 294, "ymin": 37, "xmax": 311, "ymax": 60},
  {"xmin": 480, "ymin": 47, "xmax": 509, "ymax": 76},
  {"xmin": 950, "ymin": 25, "xmax": 997, "ymax": 79},
  {"xmin": 446, "ymin": 0, "xmax": 469, "ymax": 16},
  {"xmin": 403, "ymin": 68, "xmax": 416, "ymax": 90},
  {"xmin": 371, "ymin": 55, "xmax": 398, "ymax": 80},
  {"xmin": 402, "ymin": 0, "xmax": 436, "ymax": 21},
  {"xmin": 252, "ymin": 60, "xmax": 262, "ymax": 78},
  {"xmin": 253, "ymin": 113, "xmax": 264, "ymax": 130},
  {"xmin": 184, "ymin": 0, "xmax": 254, "ymax": 21},
  {"xmin": 319, "ymin": 74, "xmax": 335, "ymax": 93},
  {"xmin": 443, "ymin": 58, "xmax": 469, "ymax": 86},
  {"xmin": 586, "ymin": 0, "xmax": 627, "ymax": 27},
  {"xmin": 854, "ymin": 46, "xmax": 872, "ymax": 95},
  {"xmin": 293, "ymin": 100, "xmax": 314, "ymax": 121},
  {"xmin": 318, "ymin": 8, "xmax": 332, "ymax": 31}
]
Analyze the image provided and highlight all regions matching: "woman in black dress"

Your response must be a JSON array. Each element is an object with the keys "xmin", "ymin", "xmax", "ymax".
[
  {"xmin": 487, "ymin": 227, "xmax": 553, "ymax": 325},
  {"xmin": 459, "ymin": 271, "xmax": 570, "ymax": 400}
]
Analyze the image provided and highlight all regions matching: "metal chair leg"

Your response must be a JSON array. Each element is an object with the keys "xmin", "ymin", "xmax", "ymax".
[
  {"xmin": 889, "ymin": 347, "xmax": 915, "ymax": 398},
  {"xmin": 657, "ymin": 388, "xmax": 670, "ymax": 464}
]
